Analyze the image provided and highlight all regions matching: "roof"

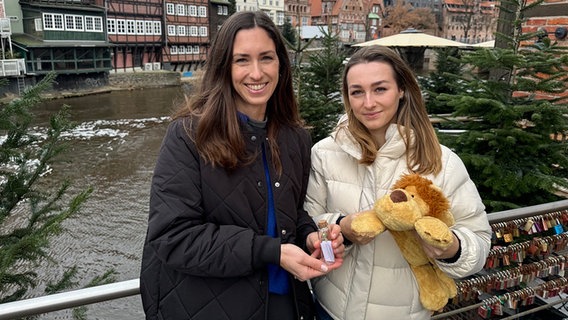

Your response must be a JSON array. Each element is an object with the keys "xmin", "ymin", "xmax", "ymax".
[
  {"xmin": 11, "ymin": 33, "xmax": 111, "ymax": 48},
  {"xmin": 301, "ymin": 25, "xmax": 328, "ymax": 39},
  {"xmin": 210, "ymin": 0, "xmax": 231, "ymax": 4}
]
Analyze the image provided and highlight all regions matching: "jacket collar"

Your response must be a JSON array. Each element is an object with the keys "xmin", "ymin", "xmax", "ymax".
[{"xmin": 331, "ymin": 116, "xmax": 409, "ymax": 162}]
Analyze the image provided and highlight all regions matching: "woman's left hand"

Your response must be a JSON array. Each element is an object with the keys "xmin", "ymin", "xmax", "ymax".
[{"xmin": 419, "ymin": 231, "xmax": 460, "ymax": 260}]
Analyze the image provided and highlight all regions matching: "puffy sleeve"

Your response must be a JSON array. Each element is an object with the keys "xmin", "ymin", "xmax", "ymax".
[
  {"xmin": 435, "ymin": 146, "xmax": 492, "ymax": 278},
  {"xmin": 304, "ymin": 140, "xmax": 343, "ymax": 228}
]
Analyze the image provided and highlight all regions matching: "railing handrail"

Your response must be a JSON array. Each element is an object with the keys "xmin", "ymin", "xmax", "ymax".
[
  {"xmin": 1, "ymin": 200, "xmax": 568, "ymax": 319},
  {"xmin": 0, "ymin": 279, "xmax": 140, "ymax": 319}
]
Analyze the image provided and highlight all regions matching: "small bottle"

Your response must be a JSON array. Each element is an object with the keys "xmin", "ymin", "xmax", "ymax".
[{"xmin": 318, "ymin": 220, "xmax": 335, "ymax": 265}]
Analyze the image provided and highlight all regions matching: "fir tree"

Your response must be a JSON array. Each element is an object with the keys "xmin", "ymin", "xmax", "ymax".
[
  {"xmin": 418, "ymin": 47, "xmax": 465, "ymax": 115},
  {"xmin": 281, "ymin": 18, "xmax": 297, "ymax": 47},
  {"xmin": 295, "ymin": 28, "xmax": 348, "ymax": 142},
  {"xmin": 431, "ymin": 0, "xmax": 568, "ymax": 212},
  {"xmin": 0, "ymin": 73, "xmax": 115, "ymax": 318}
]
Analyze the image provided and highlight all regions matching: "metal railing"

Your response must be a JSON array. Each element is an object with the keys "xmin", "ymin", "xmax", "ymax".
[
  {"xmin": 0, "ymin": 59, "xmax": 26, "ymax": 77},
  {"xmin": 1, "ymin": 199, "xmax": 568, "ymax": 319}
]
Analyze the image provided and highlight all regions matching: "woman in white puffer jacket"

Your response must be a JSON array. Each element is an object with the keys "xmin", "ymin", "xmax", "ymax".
[{"xmin": 304, "ymin": 46, "xmax": 492, "ymax": 320}]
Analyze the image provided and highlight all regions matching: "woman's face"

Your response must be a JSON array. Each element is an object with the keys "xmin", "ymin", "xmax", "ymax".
[
  {"xmin": 346, "ymin": 61, "xmax": 403, "ymax": 145},
  {"xmin": 231, "ymin": 27, "xmax": 280, "ymax": 121}
]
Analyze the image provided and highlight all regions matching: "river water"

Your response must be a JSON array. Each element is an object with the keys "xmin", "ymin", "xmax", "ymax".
[{"xmin": 31, "ymin": 85, "xmax": 189, "ymax": 320}]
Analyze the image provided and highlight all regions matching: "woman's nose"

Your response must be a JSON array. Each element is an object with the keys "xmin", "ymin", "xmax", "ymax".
[
  {"xmin": 363, "ymin": 93, "xmax": 374, "ymax": 107},
  {"xmin": 249, "ymin": 61, "xmax": 262, "ymax": 79}
]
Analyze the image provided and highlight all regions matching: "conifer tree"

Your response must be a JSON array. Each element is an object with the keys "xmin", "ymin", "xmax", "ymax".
[
  {"xmin": 295, "ymin": 28, "xmax": 348, "ymax": 142},
  {"xmin": 281, "ymin": 18, "xmax": 297, "ymax": 47},
  {"xmin": 0, "ymin": 73, "xmax": 115, "ymax": 318},
  {"xmin": 431, "ymin": 0, "xmax": 568, "ymax": 212}
]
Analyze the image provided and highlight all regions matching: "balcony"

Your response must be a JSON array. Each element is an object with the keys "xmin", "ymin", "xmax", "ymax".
[{"xmin": 0, "ymin": 59, "xmax": 26, "ymax": 76}]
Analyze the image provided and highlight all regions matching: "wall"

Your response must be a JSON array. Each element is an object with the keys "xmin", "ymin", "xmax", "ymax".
[{"xmin": 108, "ymin": 70, "xmax": 180, "ymax": 89}]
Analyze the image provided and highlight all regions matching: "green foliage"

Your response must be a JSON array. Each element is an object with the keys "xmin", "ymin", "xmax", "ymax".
[
  {"xmin": 281, "ymin": 19, "xmax": 297, "ymax": 47},
  {"xmin": 419, "ymin": 47, "xmax": 466, "ymax": 114},
  {"xmin": 428, "ymin": 0, "xmax": 568, "ymax": 212},
  {"xmin": 294, "ymin": 28, "xmax": 347, "ymax": 142},
  {"xmin": 0, "ymin": 73, "xmax": 115, "ymax": 318},
  {"xmin": 228, "ymin": 0, "xmax": 236, "ymax": 14}
]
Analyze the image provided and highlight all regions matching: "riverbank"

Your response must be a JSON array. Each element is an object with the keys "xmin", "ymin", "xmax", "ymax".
[{"xmin": 1, "ymin": 69, "xmax": 202, "ymax": 104}]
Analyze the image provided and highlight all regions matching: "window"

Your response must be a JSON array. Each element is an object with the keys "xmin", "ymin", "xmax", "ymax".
[
  {"xmin": 166, "ymin": 3, "xmax": 175, "ymax": 15},
  {"xmin": 43, "ymin": 13, "xmax": 54, "ymax": 30},
  {"xmin": 85, "ymin": 16, "xmax": 94, "ymax": 31},
  {"xmin": 189, "ymin": 5, "xmax": 197, "ymax": 16},
  {"xmin": 85, "ymin": 16, "xmax": 103, "ymax": 32},
  {"xmin": 218, "ymin": 5, "xmax": 228, "ymax": 15},
  {"xmin": 136, "ymin": 21, "xmax": 145, "ymax": 34},
  {"xmin": 145, "ymin": 21, "xmax": 153, "ymax": 34},
  {"xmin": 35, "ymin": 18, "xmax": 43, "ymax": 31},
  {"xmin": 65, "ymin": 15, "xmax": 74, "ymax": 30},
  {"xmin": 43, "ymin": 13, "xmax": 65, "ymax": 31},
  {"xmin": 153, "ymin": 21, "xmax": 161, "ymax": 35},
  {"xmin": 74, "ymin": 16, "xmax": 84, "ymax": 31},
  {"xmin": 117, "ymin": 19, "xmax": 126, "ymax": 34},
  {"xmin": 198, "ymin": 6, "xmax": 207, "ymax": 17},
  {"xmin": 53, "ymin": 14, "xmax": 64, "ymax": 29},
  {"xmin": 193, "ymin": 45, "xmax": 199, "ymax": 54},
  {"xmin": 178, "ymin": 46, "xmax": 185, "ymax": 54},
  {"xmin": 170, "ymin": 45, "xmax": 178, "ymax": 54},
  {"xmin": 186, "ymin": 46, "xmax": 193, "ymax": 54},
  {"xmin": 177, "ymin": 25, "xmax": 186, "ymax": 36},
  {"xmin": 107, "ymin": 19, "xmax": 116, "ymax": 34},
  {"xmin": 190, "ymin": 26, "xmax": 198, "ymax": 36},
  {"xmin": 62, "ymin": 14, "xmax": 84, "ymax": 31},
  {"xmin": 199, "ymin": 26, "xmax": 207, "ymax": 37},
  {"xmin": 176, "ymin": 4, "xmax": 185, "ymax": 15},
  {"xmin": 127, "ymin": 20, "xmax": 136, "ymax": 34},
  {"xmin": 168, "ymin": 25, "xmax": 176, "ymax": 36}
]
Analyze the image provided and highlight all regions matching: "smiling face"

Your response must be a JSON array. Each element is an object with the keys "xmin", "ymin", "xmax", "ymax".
[
  {"xmin": 231, "ymin": 27, "xmax": 279, "ymax": 121},
  {"xmin": 346, "ymin": 61, "xmax": 404, "ymax": 146}
]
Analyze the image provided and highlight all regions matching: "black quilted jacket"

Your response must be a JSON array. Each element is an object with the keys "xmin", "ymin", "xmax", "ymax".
[{"xmin": 140, "ymin": 117, "xmax": 317, "ymax": 320}]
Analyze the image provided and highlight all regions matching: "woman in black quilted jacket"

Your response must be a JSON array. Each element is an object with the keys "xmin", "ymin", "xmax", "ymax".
[{"xmin": 140, "ymin": 11, "xmax": 344, "ymax": 320}]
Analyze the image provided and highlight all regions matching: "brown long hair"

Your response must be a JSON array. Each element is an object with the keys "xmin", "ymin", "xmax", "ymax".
[
  {"xmin": 339, "ymin": 46, "xmax": 442, "ymax": 175},
  {"xmin": 174, "ymin": 11, "xmax": 302, "ymax": 174}
]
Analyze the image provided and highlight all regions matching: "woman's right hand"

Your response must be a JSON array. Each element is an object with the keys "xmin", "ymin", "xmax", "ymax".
[{"xmin": 280, "ymin": 243, "xmax": 343, "ymax": 281}]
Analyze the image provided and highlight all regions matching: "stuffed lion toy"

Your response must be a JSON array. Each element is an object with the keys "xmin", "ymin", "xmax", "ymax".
[{"xmin": 351, "ymin": 173, "xmax": 457, "ymax": 312}]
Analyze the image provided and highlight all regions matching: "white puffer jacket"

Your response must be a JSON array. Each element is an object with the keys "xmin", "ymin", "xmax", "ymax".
[{"xmin": 305, "ymin": 124, "xmax": 492, "ymax": 320}]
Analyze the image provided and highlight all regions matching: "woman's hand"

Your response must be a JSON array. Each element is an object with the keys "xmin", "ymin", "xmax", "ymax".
[
  {"xmin": 307, "ymin": 225, "xmax": 345, "ymax": 262},
  {"xmin": 280, "ymin": 243, "xmax": 343, "ymax": 281},
  {"xmin": 340, "ymin": 212, "xmax": 377, "ymax": 245},
  {"xmin": 419, "ymin": 231, "xmax": 460, "ymax": 261}
]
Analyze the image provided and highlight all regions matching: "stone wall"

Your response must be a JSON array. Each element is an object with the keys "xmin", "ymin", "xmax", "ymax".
[{"xmin": 108, "ymin": 71, "xmax": 180, "ymax": 89}]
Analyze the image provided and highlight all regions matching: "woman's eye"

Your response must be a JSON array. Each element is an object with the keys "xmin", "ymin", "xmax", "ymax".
[
  {"xmin": 261, "ymin": 55, "xmax": 275, "ymax": 62},
  {"xmin": 350, "ymin": 90, "xmax": 362, "ymax": 96}
]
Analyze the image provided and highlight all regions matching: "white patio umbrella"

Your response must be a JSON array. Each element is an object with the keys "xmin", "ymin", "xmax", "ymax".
[
  {"xmin": 471, "ymin": 40, "xmax": 495, "ymax": 48},
  {"xmin": 354, "ymin": 28, "xmax": 468, "ymax": 48}
]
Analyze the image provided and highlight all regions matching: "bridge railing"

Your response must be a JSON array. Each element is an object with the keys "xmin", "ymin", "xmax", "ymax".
[{"xmin": 1, "ymin": 199, "xmax": 568, "ymax": 319}]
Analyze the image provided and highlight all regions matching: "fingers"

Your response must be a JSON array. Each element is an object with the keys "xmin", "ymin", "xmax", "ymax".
[{"xmin": 282, "ymin": 243, "xmax": 343, "ymax": 281}]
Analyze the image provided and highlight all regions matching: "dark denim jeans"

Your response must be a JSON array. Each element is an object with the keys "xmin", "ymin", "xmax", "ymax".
[{"xmin": 314, "ymin": 300, "xmax": 334, "ymax": 320}]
